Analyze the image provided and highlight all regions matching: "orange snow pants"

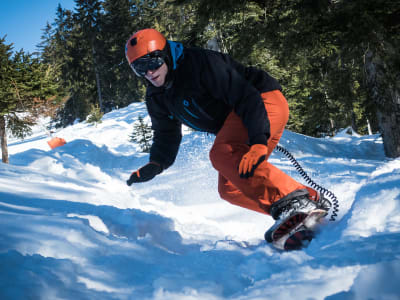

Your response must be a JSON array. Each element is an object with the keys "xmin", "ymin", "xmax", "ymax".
[{"xmin": 209, "ymin": 90, "xmax": 306, "ymax": 215}]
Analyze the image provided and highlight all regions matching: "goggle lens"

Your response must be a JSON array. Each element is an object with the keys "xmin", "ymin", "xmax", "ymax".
[{"xmin": 131, "ymin": 56, "xmax": 164, "ymax": 77}]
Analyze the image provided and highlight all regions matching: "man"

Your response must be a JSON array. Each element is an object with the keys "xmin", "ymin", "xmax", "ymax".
[{"xmin": 125, "ymin": 28, "xmax": 330, "ymax": 250}]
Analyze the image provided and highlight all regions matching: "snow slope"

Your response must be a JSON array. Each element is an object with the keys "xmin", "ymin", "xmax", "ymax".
[{"xmin": 1, "ymin": 102, "xmax": 399, "ymax": 300}]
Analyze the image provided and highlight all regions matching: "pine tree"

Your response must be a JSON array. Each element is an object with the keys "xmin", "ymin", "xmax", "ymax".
[
  {"xmin": 0, "ymin": 37, "xmax": 64, "ymax": 163},
  {"xmin": 86, "ymin": 103, "xmax": 103, "ymax": 126},
  {"xmin": 45, "ymin": 5, "xmax": 81, "ymax": 127},
  {"xmin": 100, "ymin": 0, "xmax": 145, "ymax": 110},
  {"xmin": 74, "ymin": 0, "xmax": 104, "ymax": 110},
  {"xmin": 0, "ymin": 37, "xmax": 14, "ymax": 163},
  {"xmin": 130, "ymin": 115, "xmax": 153, "ymax": 153}
]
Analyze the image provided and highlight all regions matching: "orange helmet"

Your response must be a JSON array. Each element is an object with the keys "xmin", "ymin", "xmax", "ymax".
[{"xmin": 125, "ymin": 29, "xmax": 167, "ymax": 64}]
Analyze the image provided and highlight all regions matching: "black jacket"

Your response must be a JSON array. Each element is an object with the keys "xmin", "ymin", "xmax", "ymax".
[{"xmin": 146, "ymin": 46, "xmax": 282, "ymax": 170}]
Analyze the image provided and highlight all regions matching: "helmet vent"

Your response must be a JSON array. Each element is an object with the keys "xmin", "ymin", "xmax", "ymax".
[{"xmin": 130, "ymin": 37, "xmax": 137, "ymax": 46}]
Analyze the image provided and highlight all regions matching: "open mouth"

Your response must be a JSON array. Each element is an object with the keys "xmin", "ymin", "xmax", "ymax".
[{"xmin": 148, "ymin": 75, "xmax": 159, "ymax": 81}]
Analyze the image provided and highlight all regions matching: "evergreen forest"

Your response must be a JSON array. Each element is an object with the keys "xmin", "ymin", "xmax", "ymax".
[{"xmin": 1, "ymin": 0, "xmax": 399, "ymax": 161}]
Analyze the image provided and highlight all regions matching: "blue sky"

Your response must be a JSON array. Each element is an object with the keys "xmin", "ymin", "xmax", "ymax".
[{"xmin": 0, "ymin": 0, "xmax": 76, "ymax": 54}]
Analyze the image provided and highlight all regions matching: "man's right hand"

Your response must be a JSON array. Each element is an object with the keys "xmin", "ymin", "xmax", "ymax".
[{"xmin": 126, "ymin": 162, "xmax": 163, "ymax": 185}]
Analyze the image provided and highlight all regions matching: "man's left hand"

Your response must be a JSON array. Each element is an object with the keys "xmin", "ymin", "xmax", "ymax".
[{"xmin": 239, "ymin": 144, "xmax": 268, "ymax": 178}]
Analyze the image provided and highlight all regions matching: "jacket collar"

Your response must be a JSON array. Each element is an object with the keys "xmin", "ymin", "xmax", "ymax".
[{"xmin": 167, "ymin": 40, "xmax": 184, "ymax": 70}]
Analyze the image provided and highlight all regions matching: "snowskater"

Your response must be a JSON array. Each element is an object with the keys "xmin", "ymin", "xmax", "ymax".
[{"xmin": 125, "ymin": 28, "xmax": 330, "ymax": 250}]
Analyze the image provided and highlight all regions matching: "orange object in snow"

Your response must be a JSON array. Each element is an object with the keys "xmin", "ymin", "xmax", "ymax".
[{"xmin": 47, "ymin": 137, "xmax": 67, "ymax": 149}]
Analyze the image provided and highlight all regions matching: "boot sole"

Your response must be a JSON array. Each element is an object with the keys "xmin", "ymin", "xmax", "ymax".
[{"xmin": 265, "ymin": 209, "xmax": 327, "ymax": 250}]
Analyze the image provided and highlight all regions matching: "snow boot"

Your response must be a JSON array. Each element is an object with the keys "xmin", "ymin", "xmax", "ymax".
[{"xmin": 265, "ymin": 189, "xmax": 331, "ymax": 251}]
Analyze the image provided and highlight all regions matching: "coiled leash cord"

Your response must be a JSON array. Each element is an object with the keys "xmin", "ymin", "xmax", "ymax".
[{"xmin": 275, "ymin": 145, "xmax": 339, "ymax": 221}]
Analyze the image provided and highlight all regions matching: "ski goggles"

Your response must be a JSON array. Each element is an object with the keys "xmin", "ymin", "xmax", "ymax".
[{"xmin": 130, "ymin": 54, "xmax": 165, "ymax": 77}]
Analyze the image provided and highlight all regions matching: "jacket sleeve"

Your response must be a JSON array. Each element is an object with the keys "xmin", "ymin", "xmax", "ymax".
[
  {"xmin": 146, "ymin": 93, "xmax": 182, "ymax": 170},
  {"xmin": 200, "ymin": 51, "xmax": 272, "ymax": 146}
]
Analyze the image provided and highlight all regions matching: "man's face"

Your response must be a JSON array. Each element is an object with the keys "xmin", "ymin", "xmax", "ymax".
[{"xmin": 145, "ymin": 63, "xmax": 168, "ymax": 87}]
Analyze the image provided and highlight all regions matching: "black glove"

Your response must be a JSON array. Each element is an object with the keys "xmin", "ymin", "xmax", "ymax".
[{"xmin": 126, "ymin": 162, "xmax": 163, "ymax": 185}]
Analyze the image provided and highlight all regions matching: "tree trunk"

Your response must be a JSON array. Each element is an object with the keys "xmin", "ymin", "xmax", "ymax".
[
  {"xmin": 92, "ymin": 44, "xmax": 103, "ymax": 111},
  {"xmin": 364, "ymin": 49, "xmax": 400, "ymax": 158},
  {"xmin": 351, "ymin": 110, "xmax": 358, "ymax": 134},
  {"xmin": 330, "ymin": 118, "xmax": 335, "ymax": 135},
  {"xmin": 0, "ymin": 115, "xmax": 9, "ymax": 164},
  {"xmin": 367, "ymin": 118, "xmax": 373, "ymax": 135}
]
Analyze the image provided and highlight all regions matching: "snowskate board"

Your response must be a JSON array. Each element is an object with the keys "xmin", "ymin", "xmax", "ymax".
[{"xmin": 265, "ymin": 209, "xmax": 328, "ymax": 251}]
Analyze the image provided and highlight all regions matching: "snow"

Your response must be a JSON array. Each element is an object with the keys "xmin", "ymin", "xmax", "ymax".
[{"xmin": 1, "ymin": 102, "xmax": 400, "ymax": 300}]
